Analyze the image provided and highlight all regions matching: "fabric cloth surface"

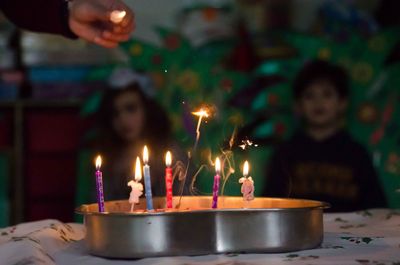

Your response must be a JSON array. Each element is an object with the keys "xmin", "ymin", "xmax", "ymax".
[{"xmin": 0, "ymin": 209, "xmax": 399, "ymax": 265}]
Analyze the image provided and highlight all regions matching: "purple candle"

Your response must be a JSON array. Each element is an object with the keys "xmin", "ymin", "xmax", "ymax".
[
  {"xmin": 95, "ymin": 155, "xmax": 105, "ymax": 212},
  {"xmin": 212, "ymin": 157, "xmax": 221, "ymax": 209}
]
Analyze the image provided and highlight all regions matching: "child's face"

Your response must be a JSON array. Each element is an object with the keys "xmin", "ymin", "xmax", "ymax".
[
  {"xmin": 296, "ymin": 80, "xmax": 347, "ymax": 128},
  {"xmin": 112, "ymin": 91, "xmax": 145, "ymax": 142}
]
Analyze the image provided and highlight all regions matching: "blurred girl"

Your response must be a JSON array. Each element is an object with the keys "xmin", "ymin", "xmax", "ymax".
[{"xmin": 79, "ymin": 69, "xmax": 186, "ymax": 204}]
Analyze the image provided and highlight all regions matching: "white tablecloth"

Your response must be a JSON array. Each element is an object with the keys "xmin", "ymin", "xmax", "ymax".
[{"xmin": 1, "ymin": 209, "xmax": 399, "ymax": 265}]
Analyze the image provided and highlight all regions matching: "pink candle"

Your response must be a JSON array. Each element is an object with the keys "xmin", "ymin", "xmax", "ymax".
[
  {"xmin": 165, "ymin": 151, "xmax": 173, "ymax": 208},
  {"xmin": 212, "ymin": 157, "xmax": 221, "ymax": 209},
  {"xmin": 95, "ymin": 156, "xmax": 105, "ymax": 212}
]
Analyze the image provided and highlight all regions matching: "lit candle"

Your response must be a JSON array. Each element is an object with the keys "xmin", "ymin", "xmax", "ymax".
[
  {"xmin": 95, "ymin": 155, "xmax": 105, "ymax": 212},
  {"xmin": 165, "ymin": 151, "xmax": 173, "ymax": 209},
  {"xmin": 127, "ymin": 157, "xmax": 144, "ymax": 212},
  {"xmin": 239, "ymin": 160, "xmax": 255, "ymax": 203},
  {"xmin": 212, "ymin": 157, "xmax": 221, "ymax": 209},
  {"xmin": 110, "ymin": 10, "xmax": 126, "ymax": 24},
  {"xmin": 143, "ymin": 146, "xmax": 154, "ymax": 211}
]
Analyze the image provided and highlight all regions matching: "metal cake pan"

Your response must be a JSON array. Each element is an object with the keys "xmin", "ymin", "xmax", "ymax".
[{"xmin": 76, "ymin": 196, "xmax": 329, "ymax": 258}]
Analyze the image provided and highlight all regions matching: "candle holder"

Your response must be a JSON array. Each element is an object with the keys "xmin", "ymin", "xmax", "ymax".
[{"xmin": 76, "ymin": 196, "xmax": 329, "ymax": 259}]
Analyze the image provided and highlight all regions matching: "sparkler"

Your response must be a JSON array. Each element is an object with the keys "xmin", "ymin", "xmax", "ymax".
[{"xmin": 192, "ymin": 108, "xmax": 210, "ymax": 151}]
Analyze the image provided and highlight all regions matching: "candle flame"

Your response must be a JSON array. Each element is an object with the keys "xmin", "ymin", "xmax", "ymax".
[
  {"xmin": 192, "ymin": 108, "xmax": 209, "ymax": 118},
  {"xmin": 134, "ymin": 157, "xmax": 142, "ymax": 182},
  {"xmin": 165, "ymin": 151, "xmax": 172, "ymax": 167},
  {"xmin": 143, "ymin": 145, "xmax": 149, "ymax": 164},
  {"xmin": 215, "ymin": 157, "xmax": 221, "ymax": 173},
  {"xmin": 243, "ymin": 160, "xmax": 249, "ymax": 177},
  {"xmin": 95, "ymin": 155, "xmax": 102, "ymax": 170}
]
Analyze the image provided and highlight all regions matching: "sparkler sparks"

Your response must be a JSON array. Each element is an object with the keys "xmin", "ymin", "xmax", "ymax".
[
  {"xmin": 192, "ymin": 107, "xmax": 211, "ymax": 151},
  {"xmin": 239, "ymin": 139, "xmax": 258, "ymax": 150},
  {"xmin": 192, "ymin": 109, "xmax": 209, "ymax": 137},
  {"xmin": 175, "ymin": 106, "xmax": 213, "ymax": 207}
]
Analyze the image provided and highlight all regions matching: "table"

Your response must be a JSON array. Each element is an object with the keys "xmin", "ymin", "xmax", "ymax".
[{"xmin": 1, "ymin": 209, "xmax": 399, "ymax": 265}]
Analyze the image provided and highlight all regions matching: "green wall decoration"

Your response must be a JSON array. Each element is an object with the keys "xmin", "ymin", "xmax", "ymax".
[{"xmin": 81, "ymin": 26, "xmax": 400, "ymax": 208}]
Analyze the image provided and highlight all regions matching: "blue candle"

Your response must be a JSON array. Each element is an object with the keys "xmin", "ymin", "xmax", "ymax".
[{"xmin": 143, "ymin": 146, "xmax": 154, "ymax": 211}]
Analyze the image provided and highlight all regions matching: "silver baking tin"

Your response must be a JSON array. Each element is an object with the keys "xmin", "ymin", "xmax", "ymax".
[{"xmin": 76, "ymin": 196, "xmax": 329, "ymax": 258}]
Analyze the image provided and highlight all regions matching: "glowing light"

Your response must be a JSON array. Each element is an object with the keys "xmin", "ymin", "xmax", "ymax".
[
  {"xmin": 243, "ymin": 161, "xmax": 249, "ymax": 177},
  {"xmin": 192, "ymin": 107, "xmax": 210, "ymax": 148},
  {"xmin": 110, "ymin": 10, "xmax": 126, "ymax": 24},
  {"xmin": 165, "ymin": 151, "xmax": 172, "ymax": 167},
  {"xmin": 143, "ymin": 146, "xmax": 149, "ymax": 164},
  {"xmin": 239, "ymin": 139, "xmax": 257, "ymax": 150},
  {"xmin": 134, "ymin": 157, "xmax": 142, "ymax": 182},
  {"xmin": 192, "ymin": 108, "xmax": 209, "ymax": 118},
  {"xmin": 95, "ymin": 155, "xmax": 102, "ymax": 170},
  {"xmin": 215, "ymin": 157, "xmax": 221, "ymax": 173}
]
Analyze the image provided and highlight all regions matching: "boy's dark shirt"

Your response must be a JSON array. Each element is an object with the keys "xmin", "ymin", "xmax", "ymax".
[{"xmin": 263, "ymin": 129, "xmax": 387, "ymax": 212}]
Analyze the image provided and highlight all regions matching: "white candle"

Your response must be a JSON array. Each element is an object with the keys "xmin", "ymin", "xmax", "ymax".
[
  {"xmin": 127, "ymin": 157, "xmax": 143, "ymax": 212},
  {"xmin": 239, "ymin": 160, "xmax": 255, "ymax": 203}
]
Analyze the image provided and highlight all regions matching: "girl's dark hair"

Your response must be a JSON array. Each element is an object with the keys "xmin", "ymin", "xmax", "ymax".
[
  {"xmin": 293, "ymin": 60, "xmax": 349, "ymax": 100},
  {"xmin": 96, "ymin": 82, "xmax": 171, "ymax": 152}
]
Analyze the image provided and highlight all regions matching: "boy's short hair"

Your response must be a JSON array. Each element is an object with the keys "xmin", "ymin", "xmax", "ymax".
[{"xmin": 293, "ymin": 60, "xmax": 349, "ymax": 100}]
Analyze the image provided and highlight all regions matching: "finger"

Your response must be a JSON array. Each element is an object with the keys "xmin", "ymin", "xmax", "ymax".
[
  {"xmin": 113, "ymin": 26, "xmax": 122, "ymax": 34},
  {"xmin": 102, "ymin": 31, "xmax": 131, "ymax": 42},
  {"xmin": 76, "ymin": 24, "xmax": 118, "ymax": 48},
  {"xmin": 120, "ymin": 8, "xmax": 134, "ymax": 28},
  {"xmin": 113, "ymin": 22, "xmax": 134, "ymax": 34},
  {"xmin": 94, "ymin": 36, "xmax": 119, "ymax": 48}
]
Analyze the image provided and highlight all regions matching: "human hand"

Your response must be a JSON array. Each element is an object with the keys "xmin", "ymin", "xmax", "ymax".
[{"xmin": 68, "ymin": 0, "xmax": 135, "ymax": 48}]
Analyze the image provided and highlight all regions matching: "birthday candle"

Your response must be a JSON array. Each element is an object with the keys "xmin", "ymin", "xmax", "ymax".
[
  {"xmin": 128, "ymin": 157, "xmax": 144, "ymax": 212},
  {"xmin": 95, "ymin": 155, "xmax": 105, "ymax": 212},
  {"xmin": 239, "ymin": 160, "xmax": 255, "ymax": 203},
  {"xmin": 165, "ymin": 151, "xmax": 173, "ymax": 208},
  {"xmin": 212, "ymin": 157, "xmax": 221, "ymax": 209},
  {"xmin": 143, "ymin": 146, "xmax": 154, "ymax": 211}
]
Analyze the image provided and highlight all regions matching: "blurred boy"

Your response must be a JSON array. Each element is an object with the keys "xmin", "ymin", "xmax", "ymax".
[{"xmin": 263, "ymin": 60, "xmax": 387, "ymax": 212}]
